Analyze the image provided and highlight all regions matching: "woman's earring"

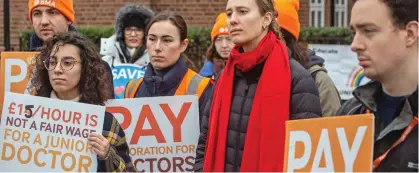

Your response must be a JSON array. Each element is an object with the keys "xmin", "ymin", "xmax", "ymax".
[{"xmin": 262, "ymin": 25, "xmax": 267, "ymax": 30}]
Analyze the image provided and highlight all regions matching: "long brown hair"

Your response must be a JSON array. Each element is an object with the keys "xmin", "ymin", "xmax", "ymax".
[
  {"xmin": 281, "ymin": 28, "xmax": 310, "ymax": 69},
  {"xmin": 31, "ymin": 32, "xmax": 112, "ymax": 105},
  {"xmin": 205, "ymin": 36, "xmax": 222, "ymax": 62}
]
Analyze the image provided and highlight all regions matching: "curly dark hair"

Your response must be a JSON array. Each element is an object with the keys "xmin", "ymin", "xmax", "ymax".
[
  {"xmin": 31, "ymin": 32, "xmax": 112, "ymax": 105},
  {"xmin": 281, "ymin": 29, "xmax": 310, "ymax": 69}
]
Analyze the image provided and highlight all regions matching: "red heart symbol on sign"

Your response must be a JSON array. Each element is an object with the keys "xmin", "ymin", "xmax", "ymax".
[{"xmin": 114, "ymin": 86, "xmax": 125, "ymax": 96}]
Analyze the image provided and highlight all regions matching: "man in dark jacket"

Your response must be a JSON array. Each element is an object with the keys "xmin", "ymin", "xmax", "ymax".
[
  {"xmin": 337, "ymin": 0, "xmax": 418, "ymax": 172},
  {"xmin": 28, "ymin": 0, "xmax": 114, "ymax": 98}
]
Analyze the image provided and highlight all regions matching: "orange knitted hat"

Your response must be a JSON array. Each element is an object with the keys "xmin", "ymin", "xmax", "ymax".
[
  {"xmin": 29, "ymin": 0, "xmax": 75, "ymax": 24},
  {"xmin": 274, "ymin": 0, "xmax": 300, "ymax": 40},
  {"xmin": 211, "ymin": 12, "xmax": 229, "ymax": 41}
]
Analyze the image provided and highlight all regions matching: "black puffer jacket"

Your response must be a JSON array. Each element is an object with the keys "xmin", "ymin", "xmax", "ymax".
[{"xmin": 194, "ymin": 57, "xmax": 322, "ymax": 172}]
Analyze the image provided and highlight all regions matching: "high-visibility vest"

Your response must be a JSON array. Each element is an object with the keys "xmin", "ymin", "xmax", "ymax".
[{"xmin": 125, "ymin": 69, "xmax": 211, "ymax": 99}]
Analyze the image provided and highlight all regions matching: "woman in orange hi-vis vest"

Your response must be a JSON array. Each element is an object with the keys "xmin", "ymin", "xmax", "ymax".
[{"xmin": 124, "ymin": 10, "xmax": 213, "ymax": 128}]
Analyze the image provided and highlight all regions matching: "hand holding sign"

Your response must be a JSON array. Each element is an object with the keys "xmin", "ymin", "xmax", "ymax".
[
  {"xmin": 88, "ymin": 133, "xmax": 110, "ymax": 159},
  {"xmin": 0, "ymin": 92, "xmax": 105, "ymax": 172}
]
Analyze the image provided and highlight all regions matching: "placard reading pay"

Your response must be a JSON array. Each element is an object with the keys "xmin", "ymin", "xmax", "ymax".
[
  {"xmin": 284, "ymin": 114, "xmax": 374, "ymax": 172},
  {"xmin": 0, "ymin": 92, "xmax": 105, "ymax": 172},
  {"xmin": 106, "ymin": 95, "xmax": 200, "ymax": 172},
  {"xmin": 0, "ymin": 52, "xmax": 38, "ymax": 118}
]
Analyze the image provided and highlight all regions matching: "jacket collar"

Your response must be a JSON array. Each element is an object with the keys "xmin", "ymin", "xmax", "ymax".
[
  {"xmin": 352, "ymin": 81, "xmax": 380, "ymax": 113},
  {"xmin": 29, "ymin": 25, "xmax": 77, "ymax": 51},
  {"xmin": 353, "ymin": 81, "xmax": 418, "ymax": 140},
  {"xmin": 143, "ymin": 57, "xmax": 188, "ymax": 94}
]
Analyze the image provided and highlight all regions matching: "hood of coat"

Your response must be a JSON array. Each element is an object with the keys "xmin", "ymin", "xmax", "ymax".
[
  {"xmin": 308, "ymin": 49, "xmax": 325, "ymax": 67},
  {"xmin": 100, "ymin": 35, "xmax": 122, "ymax": 56},
  {"xmin": 115, "ymin": 4, "xmax": 154, "ymax": 43}
]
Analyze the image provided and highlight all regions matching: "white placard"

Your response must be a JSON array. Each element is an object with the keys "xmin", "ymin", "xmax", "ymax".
[{"xmin": 0, "ymin": 92, "xmax": 105, "ymax": 172}]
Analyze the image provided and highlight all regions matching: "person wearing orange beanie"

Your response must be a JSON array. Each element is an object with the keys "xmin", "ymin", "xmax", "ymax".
[
  {"xmin": 28, "ymin": 0, "xmax": 75, "ymax": 45},
  {"xmin": 274, "ymin": 0, "xmax": 300, "ymax": 39},
  {"xmin": 275, "ymin": 0, "xmax": 341, "ymax": 116},
  {"xmin": 199, "ymin": 12, "xmax": 234, "ymax": 78}
]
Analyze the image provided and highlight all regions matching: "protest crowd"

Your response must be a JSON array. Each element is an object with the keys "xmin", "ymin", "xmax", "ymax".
[{"xmin": 0, "ymin": 0, "xmax": 417, "ymax": 172}]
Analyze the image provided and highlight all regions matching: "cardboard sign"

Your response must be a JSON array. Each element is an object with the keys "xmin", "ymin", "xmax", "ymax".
[
  {"xmin": 111, "ymin": 64, "xmax": 146, "ymax": 99},
  {"xmin": 0, "ymin": 92, "xmax": 105, "ymax": 172},
  {"xmin": 105, "ymin": 95, "xmax": 200, "ymax": 172},
  {"xmin": 308, "ymin": 44, "xmax": 371, "ymax": 100},
  {"xmin": 0, "ymin": 52, "xmax": 38, "ymax": 117},
  {"xmin": 284, "ymin": 114, "xmax": 374, "ymax": 172}
]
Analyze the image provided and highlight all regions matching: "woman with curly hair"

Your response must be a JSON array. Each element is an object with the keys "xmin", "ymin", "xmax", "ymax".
[{"xmin": 30, "ymin": 32, "xmax": 137, "ymax": 172}]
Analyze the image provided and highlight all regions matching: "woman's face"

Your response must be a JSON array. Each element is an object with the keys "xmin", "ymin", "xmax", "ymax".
[
  {"xmin": 214, "ymin": 34, "xmax": 234, "ymax": 58},
  {"xmin": 46, "ymin": 44, "xmax": 82, "ymax": 98},
  {"xmin": 124, "ymin": 26, "xmax": 144, "ymax": 48},
  {"xmin": 226, "ymin": 0, "xmax": 271, "ymax": 47},
  {"xmin": 147, "ymin": 20, "xmax": 189, "ymax": 70}
]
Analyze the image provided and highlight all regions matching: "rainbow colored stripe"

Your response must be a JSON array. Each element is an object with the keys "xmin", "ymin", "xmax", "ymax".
[{"xmin": 351, "ymin": 69, "xmax": 365, "ymax": 87}]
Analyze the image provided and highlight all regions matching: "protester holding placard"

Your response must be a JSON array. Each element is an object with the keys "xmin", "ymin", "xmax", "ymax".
[
  {"xmin": 29, "ymin": 32, "xmax": 137, "ymax": 172},
  {"xmin": 101, "ymin": 4, "xmax": 154, "ymax": 67},
  {"xmin": 199, "ymin": 12, "xmax": 234, "ymax": 79},
  {"xmin": 124, "ymin": 11, "xmax": 213, "ymax": 125},
  {"xmin": 100, "ymin": 4, "xmax": 154, "ymax": 99},
  {"xmin": 194, "ymin": 0, "xmax": 322, "ymax": 172},
  {"xmin": 274, "ymin": 0, "xmax": 341, "ymax": 116},
  {"xmin": 337, "ymin": 0, "xmax": 418, "ymax": 171},
  {"xmin": 27, "ymin": 0, "xmax": 114, "ymax": 98}
]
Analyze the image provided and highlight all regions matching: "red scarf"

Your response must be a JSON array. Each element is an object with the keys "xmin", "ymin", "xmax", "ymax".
[{"xmin": 203, "ymin": 31, "xmax": 291, "ymax": 172}]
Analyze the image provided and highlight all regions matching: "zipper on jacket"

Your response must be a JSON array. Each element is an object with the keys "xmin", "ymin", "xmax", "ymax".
[{"xmin": 234, "ymin": 83, "xmax": 249, "ymax": 171}]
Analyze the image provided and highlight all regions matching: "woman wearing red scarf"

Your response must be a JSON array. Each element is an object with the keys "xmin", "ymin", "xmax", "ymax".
[{"xmin": 194, "ymin": 0, "xmax": 322, "ymax": 172}]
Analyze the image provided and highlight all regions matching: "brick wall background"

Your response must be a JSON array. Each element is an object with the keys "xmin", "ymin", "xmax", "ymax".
[{"xmin": 0, "ymin": 0, "xmax": 354, "ymax": 50}]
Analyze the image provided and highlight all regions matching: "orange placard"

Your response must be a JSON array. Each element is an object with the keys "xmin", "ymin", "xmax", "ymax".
[
  {"xmin": 0, "ymin": 52, "xmax": 38, "ymax": 117},
  {"xmin": 284, "ymin": 114, "xmax": 374, "ymax": 172}
]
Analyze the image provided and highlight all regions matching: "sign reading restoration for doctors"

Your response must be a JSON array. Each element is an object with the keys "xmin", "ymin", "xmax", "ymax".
[{"xmin": 106, "ymin": 95, "xmax": 200, "ymax": 172}]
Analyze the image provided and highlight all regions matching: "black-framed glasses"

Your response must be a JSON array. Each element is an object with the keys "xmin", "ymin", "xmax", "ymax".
[{"xmin": 43, "ymin": 56, "xmax": 81, "ymax": 71}]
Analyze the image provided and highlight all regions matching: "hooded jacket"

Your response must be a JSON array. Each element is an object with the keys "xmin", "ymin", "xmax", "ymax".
[
  {"xmin": 28, "ymin": 25, "xmax": 115, "ymax": 99},
  {"xmin": 308, "ymin": 49, "xmax": 341, "ymax": 116},
  {"xmin": 101, "ymin": 5, "xmax": 154, "ymax": 67}
]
